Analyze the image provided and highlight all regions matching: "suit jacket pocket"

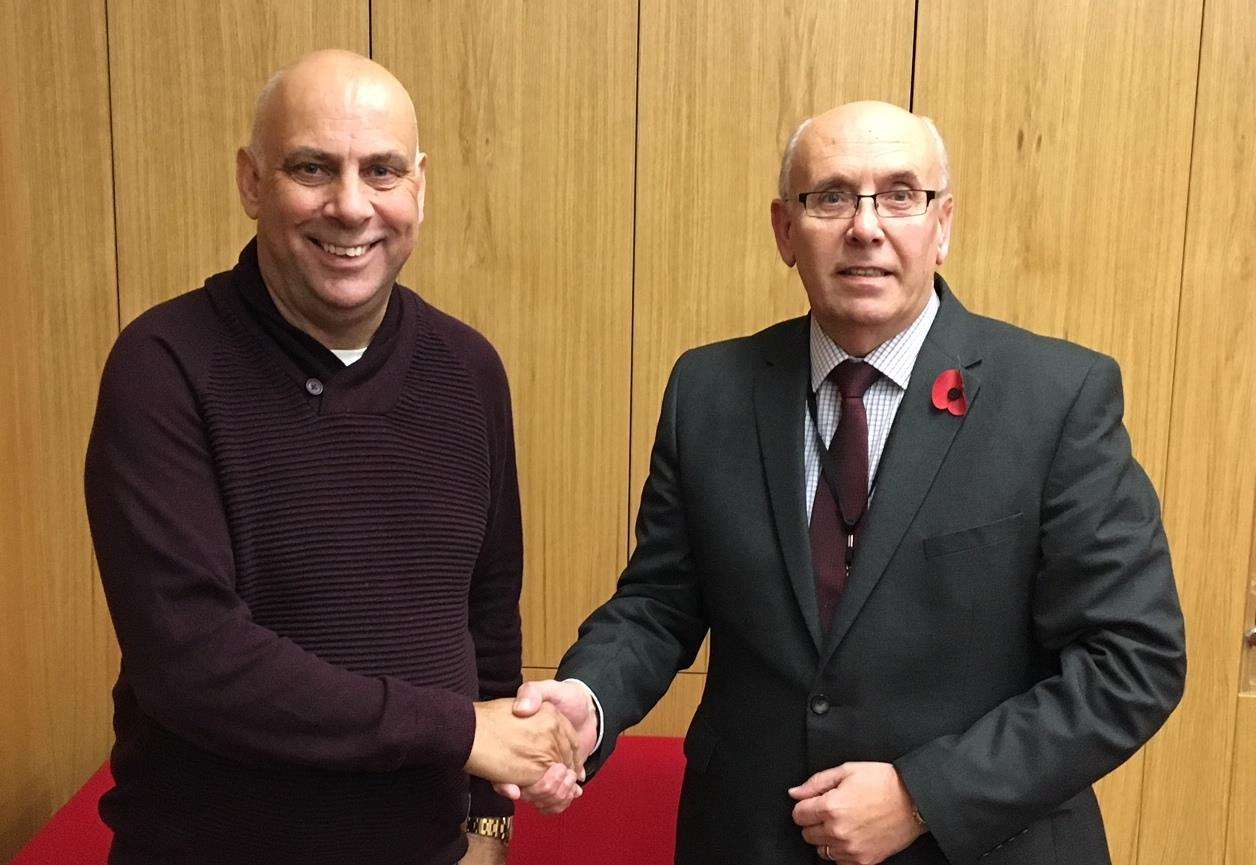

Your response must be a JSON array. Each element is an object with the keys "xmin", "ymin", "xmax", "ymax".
[
  {"xmin": 683, "ymin": 716, "xmax": 719, "ymax": 775},
  {"xmin": 923, "ymin": 512, "xmax": 1025, "ymax": 559}
]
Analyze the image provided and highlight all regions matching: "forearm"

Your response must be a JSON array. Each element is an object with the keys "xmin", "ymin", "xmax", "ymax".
[{"xmin": 897, "ymin": 356, "xmax": 1186, "ymax": 864}]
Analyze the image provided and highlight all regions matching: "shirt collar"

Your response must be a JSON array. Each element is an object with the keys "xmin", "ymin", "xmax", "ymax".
[{"xmin": 809, "ymin": 287, "xmax": 940, "ymax": 393}]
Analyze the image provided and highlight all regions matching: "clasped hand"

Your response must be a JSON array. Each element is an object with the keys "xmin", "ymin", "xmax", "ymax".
[
  {"xmin": 789, "ymin": 762, "xmax": 925, "ymax": 864},
  {"xmin": 463, "ymin": 696, "xmax": 583, "ymax": 795},
  {"xmin": 481, "ymin": 679, "xmax": 599, "ymax": 814}
]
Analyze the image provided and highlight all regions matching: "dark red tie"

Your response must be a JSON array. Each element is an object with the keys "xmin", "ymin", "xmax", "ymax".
[{"xmin": 810, "ymin": 360, "xmax": 880, "ymax": 630}]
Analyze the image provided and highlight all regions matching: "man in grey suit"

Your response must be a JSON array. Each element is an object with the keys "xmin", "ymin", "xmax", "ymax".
[{"xmin": 505, "ymin": 101, "xmax": 1186, "ymax": 865}]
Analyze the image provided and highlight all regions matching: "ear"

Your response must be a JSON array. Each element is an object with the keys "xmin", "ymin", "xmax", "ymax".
[
  {"xmin": 236, "ymin": 147, "xmax": 262, "ymax": 220},
  {"xmin": 413, "ymin": 151, "xmax": 428, "ymax": 225},
  {"xmin": 770, "ymin": 198, "xmax": 797, "ymax": 268},
  {"xmin": 934, "ymin": 193, "xmax": 955, "ymax": 266}
]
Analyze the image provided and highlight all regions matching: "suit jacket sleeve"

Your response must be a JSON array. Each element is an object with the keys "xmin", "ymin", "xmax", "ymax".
[
  {"xmin": 556, "ymin": 355, "xmax": 710, "ymax": 766},
  {"xmin": 894, "ymin": 354, "xmax": 1186, "ymax": 865}
]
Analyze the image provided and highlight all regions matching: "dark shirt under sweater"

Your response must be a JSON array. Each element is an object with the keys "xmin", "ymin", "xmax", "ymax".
[{"xmin": 84, "ymin": 241, "xmax": 523, "ymax": 865}]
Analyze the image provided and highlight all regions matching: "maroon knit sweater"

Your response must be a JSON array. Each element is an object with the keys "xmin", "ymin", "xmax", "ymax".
[{"xmin": 84, "ymin": 241, "xmax": 523, "ymax": 865}]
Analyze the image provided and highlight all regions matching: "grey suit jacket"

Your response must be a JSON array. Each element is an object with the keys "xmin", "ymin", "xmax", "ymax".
[{"xmin": 557, "ymin": 279, "xmax": 1186, "ymax": 865}]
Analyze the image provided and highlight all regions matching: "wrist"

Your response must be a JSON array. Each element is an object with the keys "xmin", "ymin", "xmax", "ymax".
[{"xmin": 465, "ymin": 815, "xmax": 513, "ymax": 844}]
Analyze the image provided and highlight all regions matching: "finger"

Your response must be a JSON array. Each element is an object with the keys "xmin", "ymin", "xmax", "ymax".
[
  {"xmin": 535, "ymin": 776, "xmax": 574, "ymax": 813},
  {"xmin": 800, "ymin": 825, "xmax": 832, "ymax": 846},
  {"xmin": 519, "ymin": 762, "xmax": 567, "ymax": 802},
  {"xmin": 552, "ymin": 712, "xmax": 580, "ymax": 771},
  {"xmin": 790, "ymin": 794, "xmax": 832, "ymax": 827},
  {"xmin": 787, "ymin": 764, "xmax": 852, "ymax": 800},
  {"xmin": 493, "ymin": 782, "xmax": 521, "ymax": 800},
  {"xmin": 541, "ymin": 763, "xmax": 571, "ymax": 796}
]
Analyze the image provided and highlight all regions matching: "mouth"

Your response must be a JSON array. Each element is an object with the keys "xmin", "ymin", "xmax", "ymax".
[
  {"xmin": 309, "ymin": 237, "xmax": 382, "ymax": 259},
  {"xmin": 837, "ymin": 266, "xmax": 893, "ymax": 278}
]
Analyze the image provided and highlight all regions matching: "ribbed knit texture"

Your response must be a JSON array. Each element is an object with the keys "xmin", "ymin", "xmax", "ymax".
[{"xmin": 85, "ymin": 242, "xmax": 523, "ymax": 865}]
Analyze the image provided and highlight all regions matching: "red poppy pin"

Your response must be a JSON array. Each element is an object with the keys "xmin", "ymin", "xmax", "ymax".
[{"xmin": 931, "ymin": 368, "xmax": 968, "ymax": 416}]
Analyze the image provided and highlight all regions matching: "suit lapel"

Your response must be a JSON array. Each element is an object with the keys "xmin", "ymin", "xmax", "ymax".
[
  {"xmin": 753, "ymin": 317, "xmax": 823, "ymax": 652},
  {"xmin": 819, "ymin": 281, "xmax": 985, "ymax": 665}
]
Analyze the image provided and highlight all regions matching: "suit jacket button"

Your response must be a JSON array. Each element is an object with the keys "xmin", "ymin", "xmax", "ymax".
[
  {"xmin": 809, "ymin": 694, "xmax": 830, "ymax": 716},
  {"xmin": 305, "ymin": 378, "xmax": 324, "ymax": 396}
]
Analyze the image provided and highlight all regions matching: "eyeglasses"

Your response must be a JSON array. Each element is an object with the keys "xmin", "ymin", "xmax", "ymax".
[{"xmin": 795, "ymin": 189, "xmax": 938, "ymax": 219}]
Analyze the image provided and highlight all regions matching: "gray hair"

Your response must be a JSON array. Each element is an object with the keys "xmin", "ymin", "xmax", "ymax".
[
  {"xmin": 776, "ymin": 113, "xmax": 951, "ymax": 200},
  {"xmin": 247, "ymin": 68, "xmax": 285, "ymax": 159},
  {"xmin": 777, "ymin": 117, "xmax": 812, "ymax": 201}
]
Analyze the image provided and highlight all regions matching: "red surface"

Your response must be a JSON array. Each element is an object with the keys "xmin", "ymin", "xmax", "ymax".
[
  {"xmin": 9, "ymin": 737, "xmax": 685, "ymax": 865},
  {"xmin": 10, "ymin": 763, "xmax": 114, "ymax": 865},
  {"xmin": 509, "ymin": 736, "xmax": 684, "ymax": 865}
]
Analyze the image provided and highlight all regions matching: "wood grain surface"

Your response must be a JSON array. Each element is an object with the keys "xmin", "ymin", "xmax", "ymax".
[
  {"xmin": 1227, "ymin": 696, "xmax": 1256, "ymax": 865},
  {"xmin": 0, "ymin": 0, "xmax": 119, "ymax": 858},
  {"xmin": 1139, "ymin": 0, "xmax": 1256, "ymax": 859},
  {"xmin": 376, "ymin": 0, "xmax": 637, "ymax": 667},
  {"xmin": 108, "ymin": 0, "xmax": 368, "ymax": 324}
]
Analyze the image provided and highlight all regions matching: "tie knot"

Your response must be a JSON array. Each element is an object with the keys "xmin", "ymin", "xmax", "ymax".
[{"xmin": 831, "ymin": 360, "xmax": 880, "ymax": 399}]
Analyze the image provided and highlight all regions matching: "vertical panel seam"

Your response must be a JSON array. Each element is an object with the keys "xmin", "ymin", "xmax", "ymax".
[
  {"xmin": 368, "ymin": 0, "xmax": 373, "ymax": 58},
  {"xmin": 908, "ymin": 0, "xmax": 921, "ymax": 110},
  {"xmin": 104, "ymin": 0, "xmax": 122, "ymax": 335},
  {"xmin": 626, "ymin": 0, "xmax": 642, "ymax": 564},
  {"xmin": 1137, "ymin": 1, "xmax": 1211, "ymax": 863}
]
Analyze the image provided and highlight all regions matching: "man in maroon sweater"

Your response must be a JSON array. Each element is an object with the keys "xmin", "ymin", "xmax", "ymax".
[{"xmin": 84, "ymin": 50, "xmax": 579, "ymax": 865}]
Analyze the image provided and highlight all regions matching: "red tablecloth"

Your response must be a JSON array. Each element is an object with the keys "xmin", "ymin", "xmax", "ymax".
[{"xmin": 10, "ymin": 736, "xmax": 685, "ymax": 865}]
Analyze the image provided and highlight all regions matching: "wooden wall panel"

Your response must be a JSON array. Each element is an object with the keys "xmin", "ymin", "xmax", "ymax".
[
  {"xmin": 108, "ymin": 0, "xmax": 368, "ymax": 325},
  {"xmin": 912, "ymin": 3, "xmax": 1203, "ymax": 860},
  {"xmin": 1227, "ymin": 697, "xmax": 1256, "ymax": 865},
  {"xmin": 913, "ymin": 0, "xmax": 1200, "ymax": 494},
  {"xmin": 376, "ymin": 1, "xmax": 637, "ymax": 667},
  {"xmin": 0, "ymin": 1, "xmax": 119, "ymax": 858},
  {"xmin": 631, "ymin": 0, "xmax": 916, "ymax": 680},
  {"xmin": 1140, "ymin": 0, "xmax": 1256, "ymax": 859}
]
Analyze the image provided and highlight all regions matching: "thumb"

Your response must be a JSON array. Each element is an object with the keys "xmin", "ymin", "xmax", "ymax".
[
  {"xmin": 787, "ymin": 763, "xmax": 852, "ymax": 800},
  {"xmin": 513, "ymin": 681, "xmax": 547, "ymax": 716},
  {"xmin": 493, "ymin": 782, "xmax": 522, "ymax": 800}
]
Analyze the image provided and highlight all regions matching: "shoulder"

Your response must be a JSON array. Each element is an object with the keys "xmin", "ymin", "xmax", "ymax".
[
  {"xmin": 672, "ymin": 315, "xmax": 807, "ymax": 380},
  {"xmin": 405, "ymin": 289, "xmax": 512, "ymax": 403},
  {"xmin": 102, "ymin": 282, "xmax": 227, "ymax": 399},
  {"xmin": 953, "ymin": 306, "xmax": 1122, "ymax": 412}
]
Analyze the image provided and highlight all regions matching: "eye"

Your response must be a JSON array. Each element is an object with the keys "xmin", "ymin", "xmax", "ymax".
[
  {"xmin": 286, "ymin": 161, "xmax": 329, "ymax": 184},
  {"xmin": 364, "ymin": 164, "xmax": 403, "ymax": 187},
  {"xmin": 818, "ymin": 191, "xmax": 848, "ymax": 206}
]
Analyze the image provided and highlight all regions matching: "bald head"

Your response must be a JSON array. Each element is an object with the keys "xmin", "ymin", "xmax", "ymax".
[
  {"xmin": 248, "ymin": 49, "xmax": 419, "ymax": 166},
  {"xmin": 778, "ymin": 101, "xmax": 949, "ymax": 200},
  {"xmin": 235, "ymin": 49, "xmax": 427, "ymax": 350}
]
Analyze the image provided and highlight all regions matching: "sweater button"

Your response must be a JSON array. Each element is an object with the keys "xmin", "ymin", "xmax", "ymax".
[
  {"xmin": 305, "ymin": 378, "xmax": 324, "ymax": 396},
  {"xmin": 809, "ymin": 694, "xmax": 830, "ymax": 716}
]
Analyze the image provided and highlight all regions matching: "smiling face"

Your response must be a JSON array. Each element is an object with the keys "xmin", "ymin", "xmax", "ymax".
[
  {"xmin": 770, "ymin": 102, "xmax": 954, "ymax": 356},
  {"xmin": 237, "ymin": 51, "xmax": 425, "ymax": 348}
]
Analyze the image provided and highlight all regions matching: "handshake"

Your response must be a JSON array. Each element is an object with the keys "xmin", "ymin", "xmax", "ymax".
[{"xmin": 463, "ymin": 680, "xmax": 598, "ymax": 814}]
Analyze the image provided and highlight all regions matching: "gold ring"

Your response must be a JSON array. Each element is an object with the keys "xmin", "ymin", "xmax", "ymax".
[{"xmin": 822, "ymin": 844, "xmax": 832, "ymax": 861}]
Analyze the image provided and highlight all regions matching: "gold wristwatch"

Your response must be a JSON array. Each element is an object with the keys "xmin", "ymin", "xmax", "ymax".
[{"xmin": 465, "ymin": 816, "xmax": 513, "ymax": 843}]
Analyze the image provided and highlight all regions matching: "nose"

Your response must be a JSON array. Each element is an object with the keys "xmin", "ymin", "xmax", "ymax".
[
  {"xmin": 325, "ymin": 174, "xmax": 373, "ymax": 225},
  {"xmin": 845, "ymin": 196, "xmax": 884, "ymax": 245}
]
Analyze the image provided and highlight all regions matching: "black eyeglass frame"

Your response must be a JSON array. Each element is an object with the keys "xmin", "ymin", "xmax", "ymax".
[{"xmin": 795, "ymin": 189, "xmax": 939, "ymax": 219}]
